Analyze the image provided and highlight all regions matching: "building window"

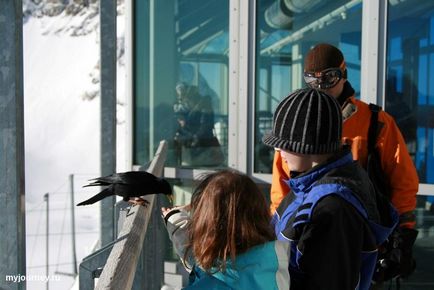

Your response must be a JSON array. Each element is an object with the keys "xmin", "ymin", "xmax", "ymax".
[
  {"xmin": 385, "ymin": 0, "xmax": 434, "ymax": 186},
  {"xmin": 133, "ymin": 0, "xmax": 229, "ymax": 168}
]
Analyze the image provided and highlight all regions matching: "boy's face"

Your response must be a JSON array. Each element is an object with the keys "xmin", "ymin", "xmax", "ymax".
[{"xmin": 277, "ymin": 149, "xmax": 313, "ymax": 172}]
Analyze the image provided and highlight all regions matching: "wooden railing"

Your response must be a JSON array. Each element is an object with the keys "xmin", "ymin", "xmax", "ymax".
[{"xmin": 92, "ymin": 140, "xmax": 168, "ymax": 290}]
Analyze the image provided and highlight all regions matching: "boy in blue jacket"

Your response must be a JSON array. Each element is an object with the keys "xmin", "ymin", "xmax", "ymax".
[{"xmin": 262, "ymin": 88, "xmax": 397, "ymax": 290}]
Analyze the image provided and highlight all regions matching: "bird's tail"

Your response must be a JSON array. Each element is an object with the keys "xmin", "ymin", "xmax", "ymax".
[{"xmin": 77, "ymin": 187, "xmax": 112, "ymax": 206}]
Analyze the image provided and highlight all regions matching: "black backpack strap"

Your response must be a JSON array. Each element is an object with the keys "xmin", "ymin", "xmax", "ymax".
[
  {"xmin": 368, "ymin": 103, "xmax": 381, "ymax": 154},
  {"xmin": 367, "ymin": 104, "xmax": 419, "ymax": 284}
]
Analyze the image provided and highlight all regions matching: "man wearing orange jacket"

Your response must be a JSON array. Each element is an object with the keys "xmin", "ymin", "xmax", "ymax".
[{"xmin": 270, "ymin": 43, "xmax": 418, "ymax": 229}]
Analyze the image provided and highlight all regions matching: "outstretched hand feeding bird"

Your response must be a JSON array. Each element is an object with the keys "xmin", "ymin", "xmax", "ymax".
[{"xmin": 76, "ymin": 171, "xmax": 173, "ymax": 206}]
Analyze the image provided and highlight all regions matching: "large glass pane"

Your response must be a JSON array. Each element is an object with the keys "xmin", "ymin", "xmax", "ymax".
[
  {"xmin": 133, "ymin": 0, "xmax": 229, "ymax": 168},
  {"xmin": 255, "ymin": 0, "xmax": 362, "ymax": 173},
  {"xmin": 385, "ymin": 0, "xmax": 434, "ymax": 185}
]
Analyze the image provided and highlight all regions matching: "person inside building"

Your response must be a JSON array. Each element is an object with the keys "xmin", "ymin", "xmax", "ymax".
[
  {"xmin": 173, "ymin": 82, "xmax": 224, "ymax": 167},
  {"xmin": 161, "ymin": 170, "xmax": 290, "ymax": 290},
  {"xmin": 263, "ymin": 87, "xmax": 397, "ymax": 290},
  {"xmin": 269, "ymin": 43, "xmax": 419, "ymax": 283}
]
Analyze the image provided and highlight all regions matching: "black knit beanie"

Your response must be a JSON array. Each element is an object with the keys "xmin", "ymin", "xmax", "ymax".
[{"xmin": 262, "ymin": 88, "xmax": 342, "ymax": 154}]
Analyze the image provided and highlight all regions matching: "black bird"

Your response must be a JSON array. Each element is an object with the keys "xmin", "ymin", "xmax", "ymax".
[{"xmin": 77, "ymin": 171, "xmax": 173, "ymax": 206}]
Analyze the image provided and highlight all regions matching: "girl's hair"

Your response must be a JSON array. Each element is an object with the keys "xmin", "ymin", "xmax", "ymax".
[{"xmin": 186, "ymin": 170, "xmax": 275, "ymax": 272}]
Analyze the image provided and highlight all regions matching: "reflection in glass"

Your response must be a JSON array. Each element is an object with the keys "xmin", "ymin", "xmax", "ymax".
[
  {"xmin": 173, "ymin": 82, "xmax": 224, "ymax": 167},
  {"xmin": 385, "ymin": 0, "xmax": 434, "ymax": 184},
  {"xmin": 255, "ymin": 0, "xmax": 362, "ymax": 173},
  {"xmin": 134, "ymin": 0, "xmax": 229, "ymax": 168}
]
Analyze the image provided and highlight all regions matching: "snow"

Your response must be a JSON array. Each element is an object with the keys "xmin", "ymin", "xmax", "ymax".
[{"xmin": 23, "ymin": 2, "xmax": 126, "ymax": 289}]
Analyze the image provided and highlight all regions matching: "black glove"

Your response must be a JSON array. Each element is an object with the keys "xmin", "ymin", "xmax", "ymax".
[
  {"xmin": 373, "ymin": 227, "xmax": 418, "ymax": 282},
  {"xmin": 398, "ymin": 227, "xmax": 418, "ymax": 278}
]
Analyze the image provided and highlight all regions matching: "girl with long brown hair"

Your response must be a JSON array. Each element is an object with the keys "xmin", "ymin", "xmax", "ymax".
[{"xmin": 162, "ymin": 170, "xmax": 290, "ymax": 289}]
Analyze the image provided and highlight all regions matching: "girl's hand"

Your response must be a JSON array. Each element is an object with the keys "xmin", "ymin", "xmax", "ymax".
[
  {"xmin": 161, "ymin": 204, "xmax": 191, "ymax": 218},
  {"xmin": 161, "ymin": 207, "xmax": 173, "ymax": 218}
]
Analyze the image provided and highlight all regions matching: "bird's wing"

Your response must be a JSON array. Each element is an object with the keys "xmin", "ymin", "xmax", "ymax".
[
  {"xmin": 81, "ymin": 172, "xmax": 172, "ymax": 197},
  {"xmin": 120, "ymin": 171, "xmax": 158, "ymax": 185},
  {"xmin": 82, "ymin": 175, "xmax": 116, "ymax": 187},
  {"xmin": 128, "ymin": 173, "xmax": 172, "ymax": 193},
  {"xmin": 94, "ymin": 175, "xmax": 119, "ymax": 183},
  {"xmin": 83, "ymin": 181, "xmax": 110, "ymax": 187},
  {"xmin": 110, "ymin": 178, "xmax": 171, "ymax": 197},
  {"xmin": 90, "ymin": 174, "xmax": 126, "ymax": 185},
  {"xmin": 76, "ymin": 187, "xmax": 113, "ymax": 206}
]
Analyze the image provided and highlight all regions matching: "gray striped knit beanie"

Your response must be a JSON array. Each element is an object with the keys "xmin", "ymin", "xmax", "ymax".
[{"xmin": 262, "ymin": 88, "xmax": 342, "ymax": 154}]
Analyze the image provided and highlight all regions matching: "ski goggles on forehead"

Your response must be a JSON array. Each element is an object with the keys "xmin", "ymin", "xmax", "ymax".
[{"xmin": 304, "ymin": 67, "xmax": 345, "ymax": 89}]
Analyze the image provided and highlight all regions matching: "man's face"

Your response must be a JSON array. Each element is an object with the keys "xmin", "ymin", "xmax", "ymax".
[{"xmin": 320, "ymin": 78, "xmax": 345, "ymax": 98}]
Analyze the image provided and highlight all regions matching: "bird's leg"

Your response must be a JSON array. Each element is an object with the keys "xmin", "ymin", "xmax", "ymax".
[{"xmin": 128, "ymin": 197, "xmax": 149, "ymax": 207}]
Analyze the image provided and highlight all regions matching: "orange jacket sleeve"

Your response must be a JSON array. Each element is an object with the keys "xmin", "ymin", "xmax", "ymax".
[
  {"xmin": 270, "ymin": 151, "xmax": 290, "ymax": 214},
  {"xmin": 376, "ymin": 110, "xmax": 419, "ymax": 227}
]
